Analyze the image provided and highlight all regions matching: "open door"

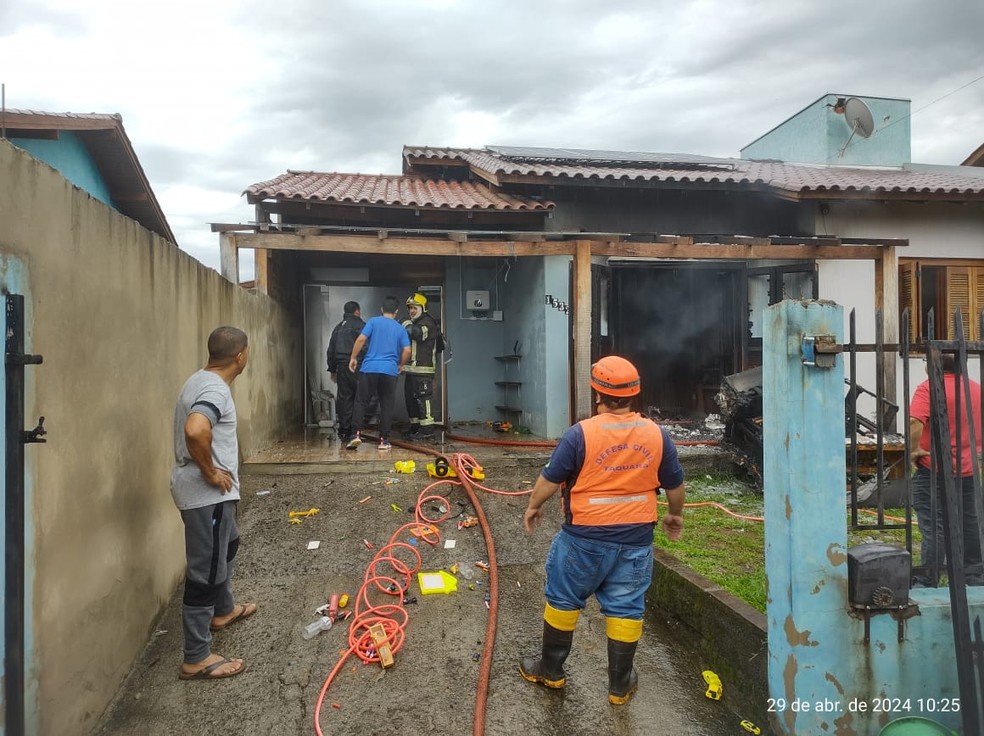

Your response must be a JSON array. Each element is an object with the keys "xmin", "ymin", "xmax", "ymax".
[
  {"xmin": 591, "ymin": 263, "xmax": 612, "ymax": 362},
  {"xmin": 743, "ymin": 262, "xmax": 817, "ymax": 368}
]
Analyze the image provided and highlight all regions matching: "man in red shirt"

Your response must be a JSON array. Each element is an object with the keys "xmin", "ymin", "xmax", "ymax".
[{"xmin": 908, "ymin": 353, "xmax": 983, "ymax": 587}]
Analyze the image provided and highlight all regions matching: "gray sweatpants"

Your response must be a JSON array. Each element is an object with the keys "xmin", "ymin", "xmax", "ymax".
[{"xmin": 180, "ymin": 500, "xmax": 240, "ymax": 663}]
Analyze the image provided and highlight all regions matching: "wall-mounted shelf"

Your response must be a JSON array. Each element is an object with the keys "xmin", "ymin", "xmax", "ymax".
[{"xmin": 494, "ymin": 354, "xmax": 522, "ymax": 417}]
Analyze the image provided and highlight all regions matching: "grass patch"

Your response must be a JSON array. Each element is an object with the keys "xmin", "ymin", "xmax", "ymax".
[
  {"xmin": 654, "ymin": 474, "xmax": 921, "ymax": 614},
  {"xmin": 656, "ymin": 474, "xmax": 767, "ymax": 612}
]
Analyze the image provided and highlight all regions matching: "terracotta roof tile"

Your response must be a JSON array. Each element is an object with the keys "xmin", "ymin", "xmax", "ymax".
[
  {"xmin": 404, "ymin": 146, "xmax": 984, "ymax": 198},
  {"xmin": 245, "ymin": 171, "xmax": 553, "ymax": 210}
]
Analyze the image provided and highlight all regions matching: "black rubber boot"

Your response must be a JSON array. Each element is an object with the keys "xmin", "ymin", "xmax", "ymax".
[
  {"xmin": 607, "ymin": 638, "xmax": 639, "ymax": 704},
  {"xmin": 519, "ymin": 622, "xmax": 573, "ymax": 689}
]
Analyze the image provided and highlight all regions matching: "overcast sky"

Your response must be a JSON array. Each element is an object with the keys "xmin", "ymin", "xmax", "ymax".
[{"xmin": 2, "ymin": 0, "xmax": 983, "ymax": 278}]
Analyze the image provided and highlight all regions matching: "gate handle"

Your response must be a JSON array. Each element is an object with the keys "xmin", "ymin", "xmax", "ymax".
[{"xmin": 23, "ymin": 416, "xmax": 46, "ymax": 444}]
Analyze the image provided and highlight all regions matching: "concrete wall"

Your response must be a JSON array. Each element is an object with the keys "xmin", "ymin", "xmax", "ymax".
[
  {"xmin": 548, "ymin": 188, "xmax": 810, "ymax": 236},
  {"xmin": 0, "ymin": 139, "xmax": 302, "ymax": 735},
  {"xmin": 444, "ymin": 258, "xmax": 504, "ymax": 425},
  {"xmin": 817, "ymin": 199, "xmax": 984, "ymax": 417},
  {"xmin": 741, "ymin": 94, "xmax": 911, "ymax": 166},
  {"xmin": 442, "ymin": 254, "xmax": 571, "ymax": 438},
  {"xmin": 9, "ymin": 131, "xmax": 113, "ymax": 206}
]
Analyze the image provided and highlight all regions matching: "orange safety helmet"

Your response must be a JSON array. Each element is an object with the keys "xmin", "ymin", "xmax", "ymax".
[
  {"xmin": 590, "ymin": 356, "xmax": 641, "ymax": 397},
  {"xmin": 406, "ymin": 293, "xmax": 427, "ymax": 308}
]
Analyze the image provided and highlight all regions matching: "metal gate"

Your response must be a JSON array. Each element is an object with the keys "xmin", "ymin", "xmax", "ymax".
[
  {"xmin": 4, "ymin": 294, "xmax": 45, "ymax": 736},
  {"xmin": 846, "ymin": 305, "xmax": 984, "ymax": 734}
]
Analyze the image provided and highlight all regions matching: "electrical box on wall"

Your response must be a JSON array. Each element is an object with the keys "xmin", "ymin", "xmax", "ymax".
[{"xmin": 465, "ymin": 290, "xmax": 490, "ymax": 311}]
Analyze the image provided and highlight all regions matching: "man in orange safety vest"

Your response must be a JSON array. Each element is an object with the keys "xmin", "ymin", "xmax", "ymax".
[{"xmin": 520, "ymin": 355, "xmax": 685, "ymax": 704}]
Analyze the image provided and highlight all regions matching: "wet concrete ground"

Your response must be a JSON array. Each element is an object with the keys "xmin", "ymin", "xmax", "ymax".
[{"xmin": 93, "ymin": 437, "xmax": 752, "ymax": 735}]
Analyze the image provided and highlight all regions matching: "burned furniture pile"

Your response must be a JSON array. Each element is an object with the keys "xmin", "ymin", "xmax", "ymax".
[
  {"xmin": 715, "ymin": 367, "xmax": 765, "ymax": 486},
  {"xmin": 715, "ymin": 366, "xmax": 906, "ymax": 499}
]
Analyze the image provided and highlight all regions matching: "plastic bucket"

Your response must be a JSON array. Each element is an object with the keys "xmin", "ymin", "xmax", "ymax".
[{"xmin": 878, "ymin": 716, "xmax": 955, "ymax": 736}]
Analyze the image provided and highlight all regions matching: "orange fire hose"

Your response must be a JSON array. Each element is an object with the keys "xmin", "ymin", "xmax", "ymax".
[
  {"xmin": 312, "ymin": 433, "xmax": 737, "ymax": 734},
  {"xmin": 445, "ymin": 433, "xmax": 719, "ymax": 449}
]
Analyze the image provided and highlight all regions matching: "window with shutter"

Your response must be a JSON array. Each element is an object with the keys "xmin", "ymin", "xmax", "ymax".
[
  {"xmin": 900, "ymin": 259, "xmax": 984, "ymax": 343},
  {"xmin": 899, "ymin": 262, "xmax": 918, "ymax": 343},
  {"xmin": 946, "ymin": 267, "xmax": 972, "ymax": 340},
  {"xmin": 973, "ymin": 266, "xmax": 984, "ymax": 341}
]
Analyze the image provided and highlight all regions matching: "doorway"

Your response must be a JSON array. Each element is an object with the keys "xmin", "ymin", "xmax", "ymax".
[{"xmin": 302, "ymin": 283, "xmax": 446, "ymax": 431}]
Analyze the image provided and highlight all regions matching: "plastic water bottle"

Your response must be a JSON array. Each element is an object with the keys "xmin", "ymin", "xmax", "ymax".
[{"xmin": 302, "ymin": 616, "xmax": 333, "ymax": 640}]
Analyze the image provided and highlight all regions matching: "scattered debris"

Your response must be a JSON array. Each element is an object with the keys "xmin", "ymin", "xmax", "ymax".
[
  {"xmin": 474, "ymin": 561, "xmax": 490, "ymax": 572},
  {"xmin": 458, "ymin": 516, "xmax": 479, "ymax": 529},
  {"xmin": 358, "ymin": 495, "xmax": 372, "ymax": 504},
  {"xmin": 363, "ymin": 539, "xmax": 375, "ymax": 550},
  {"xmin": 288, "ymin": 508, "xmax": 320, "ymax": 520},
  {"xmin": 306, "ymin": 541, "xmax": 321, "ymax": 550},
  {"xmin": 418, "ymin": 570, "xmax": 458, "ymax": 595},
  {"xmin": 393, "ymin": 460, "xmax": 416, "ymax": 474},
  {"xmin": 256, "ymin": 489, "xmax": 272, "ymax": 497},
  {"xmin": 444, "ymin": 539, "xmax": 456, "ymax": 549},
  {"xmin": 740, "ymin": 720, "xmax": 761, "ymax": 734},
  {"xmin": 390, "ymin": 504, "xmax": 403, "ymax": 513},
  {"xmin": 703, "ymin": 670, "xmax": 723, "ymax": 700}
]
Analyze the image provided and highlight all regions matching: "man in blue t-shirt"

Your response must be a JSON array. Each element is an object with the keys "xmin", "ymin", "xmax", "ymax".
[{"xmin": 346, "ymin": 296, "xmax": 411, "ymax": 451}]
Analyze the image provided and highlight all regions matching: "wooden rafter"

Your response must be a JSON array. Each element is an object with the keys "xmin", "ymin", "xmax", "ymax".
[{"xmin": 221, "ymin": 230, "xmax": 901, "ymax": 262}]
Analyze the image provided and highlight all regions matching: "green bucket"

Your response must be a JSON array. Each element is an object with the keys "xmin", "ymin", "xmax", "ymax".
[{"xmin": 878, "ymin": 716, "xmax": 955, "ymax": 736}]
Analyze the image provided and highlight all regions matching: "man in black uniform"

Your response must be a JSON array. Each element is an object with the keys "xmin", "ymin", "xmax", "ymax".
[
  {"xmin": 402, "ymin": 293, "xmax": 439, "ymax": 440},
  {"xmin": 326, "ymin": 301, "xmax": 365, "ymax": 441}
]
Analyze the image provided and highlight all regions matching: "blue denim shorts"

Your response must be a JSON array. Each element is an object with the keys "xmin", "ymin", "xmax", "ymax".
[{"xmin": 543, "ymin": 529, "xmax": 654, "ymax": 619}]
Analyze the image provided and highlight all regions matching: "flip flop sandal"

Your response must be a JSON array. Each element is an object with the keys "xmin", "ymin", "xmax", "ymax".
[
  {"xmin": 178, "ymin": 657, "xmax": 247, "ymax": 681},
  {"xmin": 210, "ymin": 602, "xmax": 257, "ymax": 632}
]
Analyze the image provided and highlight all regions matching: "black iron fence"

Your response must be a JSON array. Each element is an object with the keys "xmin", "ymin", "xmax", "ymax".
[{"xmin": 847, "ymin": 305, "xmax": 984, "ymax": 735}]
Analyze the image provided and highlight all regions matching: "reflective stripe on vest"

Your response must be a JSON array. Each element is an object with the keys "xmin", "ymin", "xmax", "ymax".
[{"xmin": 568, "ymin": 412, "xmax": 663, "ymax": 526}]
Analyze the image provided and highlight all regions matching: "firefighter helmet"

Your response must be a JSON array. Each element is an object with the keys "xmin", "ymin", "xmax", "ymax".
[
  {"xmin": 590, "ymin": 356, "xmax": 641, "ymax": 397},
  {"xmin": 406, "ymin": 293, "xmax": 427, "ymax": 308}
]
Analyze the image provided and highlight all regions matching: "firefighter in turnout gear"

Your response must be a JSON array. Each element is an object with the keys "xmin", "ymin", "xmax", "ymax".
[
  {"xmin": 401, "ymin": 293, "xmax": 439, "ymax": 440},
  {"xmin": 519, "ymin": 356, "xmax": 686, "ymax": 705}
]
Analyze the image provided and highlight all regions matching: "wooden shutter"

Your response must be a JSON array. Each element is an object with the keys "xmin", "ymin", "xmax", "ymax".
[
  {"xmin": 899, "ymin": 261, "xmax": 919, "ymax": 343},
  {"xmin": 946, "ymin": 266, "xmax": 972, "ymax": 339},
  {"xmin": 973, "ymin": 266, "xmax": 984, "ymax": 341}
]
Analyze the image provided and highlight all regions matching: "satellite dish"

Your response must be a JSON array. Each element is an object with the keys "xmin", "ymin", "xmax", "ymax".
[{"xmin": 843, "ymin": 97, "xmax": 874, "ymax": 139}]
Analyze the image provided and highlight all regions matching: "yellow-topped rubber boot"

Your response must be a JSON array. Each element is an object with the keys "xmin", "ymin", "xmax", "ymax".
[
  {"xmin": 607, "ymin": 638, "xmax": 639, "ymax": 705},
  {"xmin": 519, "ymin": 621, "xmax": 574, "ymax": 689}
]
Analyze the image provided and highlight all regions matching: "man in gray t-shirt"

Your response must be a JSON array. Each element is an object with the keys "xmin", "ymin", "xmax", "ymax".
[{"xmin": 171, "ymin": 326, "xmax": 256, "ymax": 681}]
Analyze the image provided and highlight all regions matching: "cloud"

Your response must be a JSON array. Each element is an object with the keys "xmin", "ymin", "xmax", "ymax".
[{"xmin": 2, "ymin": 0, "xmax": 983, "ymax": 272}]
